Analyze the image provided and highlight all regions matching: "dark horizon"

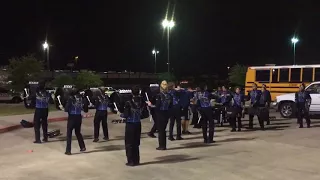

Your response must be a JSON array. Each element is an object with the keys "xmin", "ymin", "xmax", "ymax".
[{"xmin": 0, "ymin": 1, "xmax": 319, "ymax": 78}]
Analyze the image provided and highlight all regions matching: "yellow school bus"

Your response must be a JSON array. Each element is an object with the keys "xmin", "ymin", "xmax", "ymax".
[{"xmin": 244, "ymin": 64, "xmax": 320, "ymax": 101}]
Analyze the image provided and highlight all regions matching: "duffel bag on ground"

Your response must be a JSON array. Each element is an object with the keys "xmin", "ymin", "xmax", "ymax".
[{"xmin": 20, "ymin": 120, "xmax": 34, "ymax": 128}]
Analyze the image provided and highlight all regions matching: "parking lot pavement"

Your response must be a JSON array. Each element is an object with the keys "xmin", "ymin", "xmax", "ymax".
[{"xmin": 1, "ymin": 112, "xmax": 320, "ymax": 180}]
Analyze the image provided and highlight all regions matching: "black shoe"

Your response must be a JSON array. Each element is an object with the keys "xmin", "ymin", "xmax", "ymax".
[
  {"xmin": 65, "ymin": 152, "xmax": 71, "ymax": 155},
  {"xmin": 176, "ymin": 137, "xmax": 183, "ymax": 140},
  {"xmin": 33, "ymin": 140, "xmax": 41, "ymax": 144},
  {"xmin": 80, "ymin": 148, "xmax": 86, "ymax": 152},
  {"xmin": 203, "ymin": 139, "xmax": 207, "ymax": 143},
  {"xmin": 231, "ymin": 129, "xmax": 236, "ymax": 132},
  {"xmin": 248, "ymin": 126, "xmax": 253, "ymax": 129},
  {"xmin": 42, "ymin": 138, "xmax": 48, "ymax": 142},
  {"xmin": 93, "ymin": 139, "xmax": 99, "ymax": 142},
  {"xmin": 156, "ymin": 147, "xmax": 166, "ymax": 151},
  {"xmin": 299, "ymin": 126, "xmax": 303, "ymax": 128},
  {"xmin": 260, "ymin": 127, "xmax": 265, "ymax": 131},
  {"xmin": 207, "ymin": 140, "xmax": 215, "ymax": 144},
  {"xmin": 266, "ymin": 122, "xmax": 270, "ymax": 125},
  {"xmin": 168, "ymin": 137, "xmax": 175, "ymax": 141},
  {"xmin": 182, "ymin": 131, "xmax": 187, "ymax": 135},
  {"xmin": 186, "ymin": 131, "xmax": 192, "ymax": 135},
  {"xmin": 147, "ymin": 133, "xmax": 156, "ymax": 138},
  {"xmin": 103, "ymin": 137, "xmax": 109, "ymax": 141},
  {"xmin": 126, "ymin": 162, "xmax": 135, "ymax": 167},
  {"xmin": 307, "ymin": 125, "xmax": 311, "ymax": 128},
  {"xmin": 237, "ymin": 129, "xmax": 241, "ymax": 132}
]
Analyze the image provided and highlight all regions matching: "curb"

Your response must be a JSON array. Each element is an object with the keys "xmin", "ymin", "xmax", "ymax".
[{"xmin": 0, "ymin": 112, "xmax": 114, "ymax": 134}]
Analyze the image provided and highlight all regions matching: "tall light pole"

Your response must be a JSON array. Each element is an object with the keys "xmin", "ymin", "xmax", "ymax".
[
  {"xmin": 42, "ymin": 41, "xmax": 50, "ymax": 70},
  {"xmin": 152, "ymin": 49, "xmax": 159, "ymax": 73},
  {"xmin": 162, "ymin": 19, "xmax": 175, "ymax": 73},
  {"xmin": 291, "ymin": 37, "xmax": 299, "ymax": 65}
]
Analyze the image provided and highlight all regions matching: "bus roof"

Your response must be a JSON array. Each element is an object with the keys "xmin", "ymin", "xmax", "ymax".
[{"xmin": 249, "ymin": 64, "xmax": 320, "ymax": 70}]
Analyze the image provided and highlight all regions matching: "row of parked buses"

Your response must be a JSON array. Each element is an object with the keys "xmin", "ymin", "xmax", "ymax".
[{"xmin": 245, "ymin": 64, "xmax": 320, "ymax": 118}]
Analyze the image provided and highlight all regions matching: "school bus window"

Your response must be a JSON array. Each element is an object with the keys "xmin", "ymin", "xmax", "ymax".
[
  {"xmin": 255, "ymin": 70, "xmax": 270, "ymax": 82},
  {"xmin": 290, "ymin": 68, "xmax": 301, "ymax": 82},
  {"xmin": 272, "ymin": 69, "xmax": 278, "ymax": 82},
  {"xmin": 279, "ymin": 69, "xmax": 289, "ymax": 82},
  {"xmin": 302, "ymin": 68, "xmax": 313, "ymax": 82},
  {"xmin": 315, "ymin": 68, "xmax": 320, "ymax": 81}
]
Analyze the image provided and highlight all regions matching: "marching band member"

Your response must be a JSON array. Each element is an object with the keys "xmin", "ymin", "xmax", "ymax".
[
  {"xmin": 168, "ymin": 82, "xmax": 183, "ymax": 141},
  {"xmin": 147, "ymin": 84, "xmax": 160, "ymax": 138},
  {"xmin": 248, "ymin": 83, "xmax": 263, "ymax": 130},
  {"xmin": 261, "ymin": 84, "xmax": 271, "ymax": 125},
  {"xmin": 147, "ymin": 80, "xmax": 173, "ymax": 150},
  {"xmin": 33, "ymin": 82, "xmax": 50, "ymax": 143},
  {"xmin": 191, "ymin": 87, "xmax": 201, "ymax": 128},
  {"xmin": 64, "ymin": 88, "xmax": 89, "ymax": 155},
  {"xmin": 295, "ymin": 84, "xmax": 311, "ymax": 128},
  {"xmin": 180, "ymin": 85, "xmax": 193, "ymax": 134},
  {"xmin": 218, "ymin": 86, "xmax": 232, "ymax": 126},
  {"xmin": 92, "ymin": 87, "xmax": 112, "ymax": 142},
  {"xmin": 120, "ymin": 85, "xmax": 147, "ymax": 166},
  {"xmin": 196, "ymin": 83, "xmax": 215, "ymax": 143},
  {"xmin": 230, "ymin": 87, "xmax": 244, "ymax": 132}
]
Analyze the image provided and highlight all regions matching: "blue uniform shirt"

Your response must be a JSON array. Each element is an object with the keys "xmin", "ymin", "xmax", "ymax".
[
  {"xmin": 156, "ymin": 92, "xmax": 172, "ymax": 111},
  {"xmin": 65, "ymin": 96, "xmax": 84, "ymax": 115},
  {"xmin": 35, "ymin": 91, "xmax": 50, "ymax": 109},
  {"xmin": 169, "ymin": 90, "xmax": 179, "ymax": 106},
  {"xmin": 249, "ymin": 90, "xmax": 261, "ymax": 105},
  {"xmin": 180, "ymin": 90, "xmax": 192, "ymax": 108},
  {"xmin": 233, "ymin": 93, "xmax": 243, "ymax": 108},
  {"xmin": 122, "ymin": 97, "xmax": 144, "ymax": 123},
  {"xmin": 197, "ymin": 91, "xmax": 211, "ymax": 108},
  {"xmin": 96, "ymin": 95, "xmax": 109, "ymax": 111}
]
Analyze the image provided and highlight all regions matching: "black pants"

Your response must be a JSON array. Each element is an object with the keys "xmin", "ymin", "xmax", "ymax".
[
  {"xmin": 156, "ymin": 110, "xmax": 169, "ymax": 148},
  {"xmin": 191, "ymin": 105, "xmax": 199, "ymax": 126},
  {"xmin": 229, "ymin": 108, "xmax": 242, "ymax": 130},
  {"xmin": 297, "ymin": 107, "xmax": 311, "ymax": 127},
  {"xmin": 66, "ymin": 114, "xmax": 85, "ymax": 153},
  {"xmin": 33, "ymin": 108, "xmax": 48, "ymax": 141},
  {"xmin": 169, "ymin": 106, "xmax": 182, "ymax": 138},
  {"xmin": 149, "ymin": 108, "xmax": 158, "ymax": 134},
  {"xmin": 249, "ymin": 107, "xmax": 264, "ymax": 129},
  {"xmin": 181, "ymin": 106, "xmax": 190, "ymax": 120},
  {"xmin": 125, "ymin": 122, "xmax": 141, "ymax": 164},
  {"xmin": 200, "ymin": 107, "xmax": 214, "ymax": 142},
  {"xmin": 93, "ymin": 110, "xmax": 109, "ymax": 139}
]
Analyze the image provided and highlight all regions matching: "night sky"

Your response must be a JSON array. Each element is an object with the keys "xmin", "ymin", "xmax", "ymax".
[{"xmin": 0, "ymin": 1, "xmax": 319, "ymax": 77}]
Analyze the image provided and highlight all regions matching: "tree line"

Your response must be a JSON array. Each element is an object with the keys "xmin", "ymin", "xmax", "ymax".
[{"xmin": 5, "ymin": 54, "xmax": 247, "ymax": 91}]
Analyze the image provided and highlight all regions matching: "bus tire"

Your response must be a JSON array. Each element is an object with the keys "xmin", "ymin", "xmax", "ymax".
[{"xmin": 279, "ymin": 102, "xmax": 295, "ymax": 118}]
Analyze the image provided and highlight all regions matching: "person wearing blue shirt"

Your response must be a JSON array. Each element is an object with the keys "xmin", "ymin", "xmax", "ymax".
[
  {"xmin": 147, "ymin": 80, "xmax": 173, "ymax": 150},
  {"xmin": 247, "ymin": 83, "xmax": 263, "ymax": 129},
  {"xmin": 179, "ymin": 85, "xmax": 194, "ymax": 134},
  {"xmin": 32, "ymin": 82, "xmax": 50, "ymax": 144},
  {"xmin": 260, "ymin": 84, "xmax": 271, "ymax": 125},
  {"xmin": 92, "ymin": 87, "xmax": 112, "ymax": 142},
  {"xmin": 229, "ymin": 87, "xmax": 245, "ymax": 132},
  {"xmin": 196, "ymin": 83, "xmax": 215, "ymax": 144},
  {"xmin": 64, "ymin": 88, "xmax": 89, "ymax": 155},
  {"xmin": 218, "ymin": 86, "xmax": 232, "ymax": 126},
  {"xmin": 295, "ymin": 83, "xmax": 311, "ymax": 128},
  {"xmin": 190, "ymin": 87, "xmax": 201, "ymax": 128},
  {"xmin": 168, "ymin": 82, "xmax": 183, "ymax": 141},
  {"xmin": 120, "ymin": 85, "xmax": 146, "ymax": 166}
]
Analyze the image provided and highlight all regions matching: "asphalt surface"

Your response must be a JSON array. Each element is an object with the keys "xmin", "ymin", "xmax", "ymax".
[{"xmin": 1, "ymin": 111, "xmax": 320, "ymax": 180}]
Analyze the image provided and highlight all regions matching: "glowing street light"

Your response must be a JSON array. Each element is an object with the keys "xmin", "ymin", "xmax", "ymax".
[
  {"xmin": 42, "ymin": 41, "xmax": 50, "ymax": 70},
  {"xmin": 152, "ymin": 49, "xmax": 159, "ymax": 73},
  {"xmin": 162, "ymin": 19, "xmax": 175, "ymax": 73},
  {"xmin": 291, "ymin": 37, "xmax": 299, "ymax": 65}
]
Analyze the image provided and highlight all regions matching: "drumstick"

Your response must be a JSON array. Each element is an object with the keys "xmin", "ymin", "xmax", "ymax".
[
  {"xmin": 57, "ymin": 95, "xmax": 62, "ymax": 106},
  {"xmin": 24, "ymin": 88, "xmax": 29, "ymax": 98},
  {"xmin": 145, "ymin": 92, "xmax": 153, "ymax": 122}
]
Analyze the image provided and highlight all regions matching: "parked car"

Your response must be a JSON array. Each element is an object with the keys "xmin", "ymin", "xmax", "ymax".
[
  {"xmin": 0, "ymin": 87, "xmax": 23, "ymax": 103},
  {"xmin": 273, "ymin": 81, "xmax": 320, "ymax": 118}
]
